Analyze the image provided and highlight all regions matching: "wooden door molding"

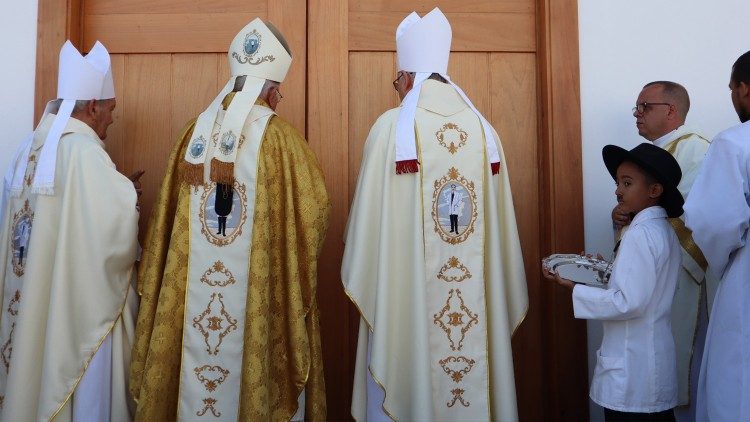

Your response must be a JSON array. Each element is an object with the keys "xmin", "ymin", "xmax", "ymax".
[
  {"xmin": 37, "ymin": 0, "xmax": 586, "ymax": 419},
  {"xmin": 537, "ymin": 0, "xmax": 589, "ymax": 419}
]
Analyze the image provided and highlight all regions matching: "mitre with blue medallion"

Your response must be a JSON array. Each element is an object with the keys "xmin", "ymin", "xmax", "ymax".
[{"xmin": 182, "ymin": 18, "xmax": 292, "ymax": 185}]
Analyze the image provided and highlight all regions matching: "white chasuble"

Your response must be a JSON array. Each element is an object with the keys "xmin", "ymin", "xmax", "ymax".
[
  {"xmin": 0, "ymin": 138, "xmax": 41, "ymax": 406},
  {"xmin": 179, "ymin": 105, "xmax": 274, "ymax": 420},
  {"xmin": 0, "ymin": 116, "xmax": 139, "ymax": 421},
  {"xmin": 343, "ymin": 80, "xmax": 527, "ymax": 422}
]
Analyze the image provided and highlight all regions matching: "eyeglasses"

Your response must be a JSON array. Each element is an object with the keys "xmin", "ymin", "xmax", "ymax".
[
  {"xmin": 275, "ymin": 88, "xmax": 283, "ymax": 100},
  {"xmin": 632, "ymin": 102, "xmax": 671, "ymax": 114},
  {"xmin": 393, "ymin": 72, "xmax": 405, "ymax": 87}
]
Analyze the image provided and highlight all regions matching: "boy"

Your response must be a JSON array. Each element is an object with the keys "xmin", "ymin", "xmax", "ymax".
[{"xmin": 544, "ymin": 143, "xmax": 683, "ymax": 421}]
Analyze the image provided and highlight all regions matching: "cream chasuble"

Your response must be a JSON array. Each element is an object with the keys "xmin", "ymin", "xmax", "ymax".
[
  {"xmin": 343, "ymin": 80, "xmax": 528, "ymax": 421},
  {"xmin": 653, "ymin": 127, "xmax": 712, "ymax": 409},
  {"xmin": 0, "ymin": 115, "xmax": 138, "ymax": 421}
]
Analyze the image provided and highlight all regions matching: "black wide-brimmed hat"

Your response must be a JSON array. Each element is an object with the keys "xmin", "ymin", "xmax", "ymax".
[{"xmin": 602, "ymin": 143, "xmax": 684, "ymax": 218}]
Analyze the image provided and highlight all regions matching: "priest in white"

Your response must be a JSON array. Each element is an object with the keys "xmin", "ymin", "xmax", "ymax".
[
  {"xmin": 0, "ymin": 41, "xmax": 139, "ymax": 421},
  {"xmin": 684, "ymin": 50, "xmax": 750, "ymax": 422},
  {"xmin": 342, "ymin": 8, "xmax": 528, "ymax": 421}
]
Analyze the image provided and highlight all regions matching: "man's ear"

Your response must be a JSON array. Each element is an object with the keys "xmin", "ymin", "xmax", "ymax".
[
  {"xmin": 85, "ymin": 99, "xmax": 97, "ymax": 117},
  {"xmin": 649, "ymin": 182, "xmax": 664, "ymax": 199},
  {"xmin": 739, "ymin": 81, "xmax": 750, "ymax": 99}
]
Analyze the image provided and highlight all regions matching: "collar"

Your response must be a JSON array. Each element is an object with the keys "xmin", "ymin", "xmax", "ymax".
[
  {"xmin": 652, "ymin": 125, "xmax": 691, "ymax": 148},
  {"xmin": 32, "ymin": 114, "xmax": 103, "ymax": 150},
  {"xmin": 64, "ymin": 116, "xmax": 104, "ymax": 147},
  {"xmin": 631, "ymin": 205, "xmax": 667, "ymax": 225},
  {"xmin": 417, "ymin": 79, "xmax": 467, "ymax": 117}
]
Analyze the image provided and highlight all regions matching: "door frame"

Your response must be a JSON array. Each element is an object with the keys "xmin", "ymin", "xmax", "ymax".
[{"xmin": 36, "ymin": 0, "xmax": 587, "ymax": 419}]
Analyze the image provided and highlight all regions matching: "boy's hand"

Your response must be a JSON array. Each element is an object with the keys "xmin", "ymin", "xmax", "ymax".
[
  {"xmin": 612, "ymin": 204, "xmax": 631, "ymax": 229},
  {"xmin": 541, "ymin": 263, "xmax": 575, "ymax": 291}
]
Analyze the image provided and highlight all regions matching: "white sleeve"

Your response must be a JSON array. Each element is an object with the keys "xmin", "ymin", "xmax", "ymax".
[
  {"xmin": 685, "ymin": 134, "xmax": 750, "ymax": 278},
  {"xmin": 572, "ymin": 229, "xmax": 658, "ymax": 320}
]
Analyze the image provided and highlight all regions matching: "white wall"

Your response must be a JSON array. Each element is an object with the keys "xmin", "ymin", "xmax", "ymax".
[
  {"xmin": 578, "ymin": 1, "xmax": 748, "ymax": 419},
  {"xmin": 0, "ymin": 1, "xmax": 38, "ymax": 177}
]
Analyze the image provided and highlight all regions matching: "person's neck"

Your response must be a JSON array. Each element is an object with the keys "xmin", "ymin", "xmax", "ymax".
[{"xmin": 651, "ymin": 123, "xmax": 684, "ymax": 147}]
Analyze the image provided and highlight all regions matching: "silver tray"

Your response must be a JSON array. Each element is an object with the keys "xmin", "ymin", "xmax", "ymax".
[{"xmin": 542, "ymin": 254, "xmax": 611, "ymax": 289}]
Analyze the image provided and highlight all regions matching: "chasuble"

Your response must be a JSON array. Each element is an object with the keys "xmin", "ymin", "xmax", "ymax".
[
  {"xmin": 652, "ymin": 126, "xmax": 713, "ymax": 409},
  {"xmin": 343, "ymin": 80, "xmax": 528, "ymax": 421},
  {"xmin": 0, "ymin": 114, "xmax": 139, "ymax": 421},
  {"xmin": 130, "ymin": 96, "xmax": 329, "ymax": 421}
]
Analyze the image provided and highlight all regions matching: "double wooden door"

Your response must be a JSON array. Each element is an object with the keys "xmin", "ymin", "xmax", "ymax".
[{"xmin": 36, "ymin": 0, "xmax": 587, "ymax": 419}]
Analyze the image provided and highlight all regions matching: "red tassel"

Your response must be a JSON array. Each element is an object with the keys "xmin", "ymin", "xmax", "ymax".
[
  {"xmin": 396, "ymin": 159, "xmax": 419, "ymax": 174},
  {"xmin": 491, "ymin": 162, "xmax": 501, "ymax": 175}
]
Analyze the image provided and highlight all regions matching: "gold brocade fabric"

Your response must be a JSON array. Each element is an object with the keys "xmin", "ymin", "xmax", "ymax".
[{"xmin": 130, "ymin": 104, "xmax": 330, "ymax": 420}]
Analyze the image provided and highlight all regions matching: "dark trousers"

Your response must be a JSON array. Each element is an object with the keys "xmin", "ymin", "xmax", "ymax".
[
  {"xmin": 604, "ymin": 407, "xmax": 675, "ymax": 422},
  {"xmin": 449, "ymin": 214, "xmax": 458, "ymax": 233},
  {"xmin": 217, "ymin": 216, "xmax": 227, "ymax": 236}
]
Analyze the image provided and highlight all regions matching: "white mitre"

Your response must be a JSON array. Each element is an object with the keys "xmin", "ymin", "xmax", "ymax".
[
  {"xmin": 394, "ymin": 8, "xmax": 500, "ymax": 174},
  {"xmin": 6, "ymin": 41, "xmax": 115, "ymax": 196},
  {"xmin": 183, "ymin": 17, "xmax": 293, "ymax": 185}
]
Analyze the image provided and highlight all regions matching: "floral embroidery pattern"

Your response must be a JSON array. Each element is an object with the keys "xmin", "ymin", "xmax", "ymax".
[
  {"xmin": 439, "ymin": 356, "xmax": 476, "ymax": 383},
  {"xmin": 192, "ymin": 293, "xmax": 238, "ymax": 355},
  {"xmin": 447, "ymin": 388, "xmax": 470, "ymax": 408},
  {"xmin": 194, "ymin": 365, "xmax": 230, "ymax": 392},
  {"xmin": 197, "ymin": 398, "xmax": 221, "ymax": 417},
  {"xmin": 435, "ymin": 123, "xmax": 469, "ymax": 154},
  {"xmin": 200, "ymin": 261, "xmax": 236, "ymax": 287},
  {"xmin": 437, "ymin": 257, "xmax": 472, "ymax": 283},
  {"xmin": 433, "ymin": 289, "xmax": 479, "ymax": 351}
]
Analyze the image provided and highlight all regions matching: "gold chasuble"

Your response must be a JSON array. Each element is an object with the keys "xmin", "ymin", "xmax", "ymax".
[
  {"xmin": 130, "ymin": 96, "xmax": 329, "ymax": 421},
  {"xmin": 343, "ymin": 80, "xmax": 528, "ymax": 421},
  {"xmin": 0, "ymin": 114, "xmax": 139, "ymax": 421}
]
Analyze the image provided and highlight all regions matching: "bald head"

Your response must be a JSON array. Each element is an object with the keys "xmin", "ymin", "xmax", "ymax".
[{"xmin": 643, "ymin": 81, "xmax": 690, "ymax": 122}]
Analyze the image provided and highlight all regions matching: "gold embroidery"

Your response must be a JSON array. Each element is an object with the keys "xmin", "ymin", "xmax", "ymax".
[
  {"xmin": 437, "ymin": 256, "xmax": 472, "ymax": 283},
  {"xmin": 198, "ymin": 181, "xmax": 248, "ymax": 247},
  {"xmin": 439, "ymin": 356, "xmax": 476, "ymax": 383},
  {"xmin": 435, "ymin": 123, "xmax": 468, "ymax": 154},
  {"xmin": 7, "ymin": 290, "xmax": 20, "ymax": 316},
  {"xmin": 197, "ymin": 397, "xmax": 221, "ymax": 417},
  {"xmin": 433, "ymin": 289, "xmax": 479, "ymax": 351},
  {"xmin": 194, "ymin": 365, "xmax": 230, "ymax": 392},
  {"xmin": 447, "ymin": 388, "xmax": 470, "ymax": 407},
  {"xmin": 11, "ymin": 200, "xmax": 34, "ymax": 277},
  {"xmin": 24, "ymin": 155, "xmax": 36, "ymax": 187},
  {"xmin": 1, "ymin": 323, "xmax": 15, "ymax": 373},
  {"xmin": 200, "ymin": 261, "xmax": 237, "ymax": 287},
  {"xmin": 431, "ymin": 167, "xmax": 478, "ymax": 245},
  {"xmin": 192, "ymin": 293, "xmax": 238, "ymax": 355}
]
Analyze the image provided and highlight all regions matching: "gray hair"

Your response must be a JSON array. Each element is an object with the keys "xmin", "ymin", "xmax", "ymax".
[
  {"xmin": 48, "ymin": 99, "xmax": 95, "ymax": 114},
  {"xmin": 643, "ymin": 81, "xmax": 690, "ymax": 121}
]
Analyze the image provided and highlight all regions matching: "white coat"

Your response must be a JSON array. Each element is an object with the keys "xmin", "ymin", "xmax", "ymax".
[
  {"xmin": 573, "ymin": 206, "xmax": 680, "ymax": 413},
  {"xmin": 684, "ymin": 120, "xmax": 750, "ymax": 421}
]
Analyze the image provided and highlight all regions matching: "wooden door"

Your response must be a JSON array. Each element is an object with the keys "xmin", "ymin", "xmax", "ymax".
[
  {"xmin": 37, "ymin": 0, "xmax": 587, "ymax": 420},
  {"xmin": 307, "ymin": 1, "xmax": 587, "ymax": 420}
]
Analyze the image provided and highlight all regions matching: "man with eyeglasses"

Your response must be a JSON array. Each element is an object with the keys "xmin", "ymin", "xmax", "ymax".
[
  {"xmin": 683, "ymin": 49, "xmax": 750, "ymax": 422},
  {"xmin": 343, "ymin": 7, "xmax": 527, "ymax": 421},
  {"xmin": 613, "ymin": 81, "xmax": 712, "ymax": 422}
]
